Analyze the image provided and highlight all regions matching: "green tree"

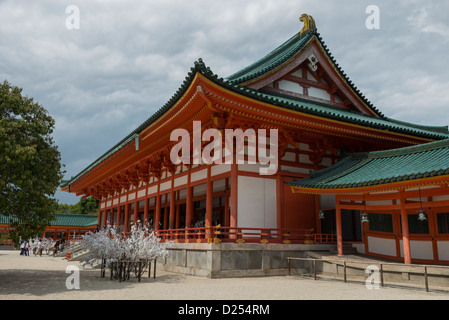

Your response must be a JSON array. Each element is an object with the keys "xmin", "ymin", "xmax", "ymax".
[
  {"xmin": 0, "ymin": 80, "xmax": 64, "ymax": 243},
  {"xmin": 79, "ymin": 197, "xmax": 99, "ymax": 215},
  {"xmin": 55, "ymin": 197, "xmax": 99, "ymax": 215}
]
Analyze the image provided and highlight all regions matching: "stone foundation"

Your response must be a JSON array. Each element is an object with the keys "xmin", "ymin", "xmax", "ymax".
[{"xmin": 159, "ymin": 242, "xmax": 337, "ymax": 278}]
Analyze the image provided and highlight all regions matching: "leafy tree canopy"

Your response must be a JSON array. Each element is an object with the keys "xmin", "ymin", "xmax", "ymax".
[
  {"xmin": 56, "ymin": 197, "xmax": 99, "ymax": 215},
  {"xmin": 0, "ymin": 80, "xmax": 64, "ymax": 240}
]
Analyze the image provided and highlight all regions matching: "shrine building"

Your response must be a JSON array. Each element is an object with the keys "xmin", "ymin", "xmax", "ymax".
[
  {"xmin": 0, "ymin": 213, "xmax": 97, "ymax": 240},
  {"xmin": 61, "ymin": 14, "xmax": 449, "ymax": 275}
]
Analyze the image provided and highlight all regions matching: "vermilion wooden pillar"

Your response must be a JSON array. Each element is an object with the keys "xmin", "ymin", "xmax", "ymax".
[
  {"xmin": 276, "ymin": 174, "xmax": 283, "ymax": 230},
  {"xmin": 169, "ymin": 172, "xmax": 176, "ymax": 229},
  {"xmin": 206, "ymin": 166, "xmax": 213, "ymax": 228},
  {"xmin": 400, "ymin": 191, "xmax": 412, "ymax": 264},
  {"xmin": 185, "ymin": 166, "xmax": 193, "ymax": 229},
  {"xmin": 224, "ymin": 190, "xmax": 230, "ymax": 226},
  {"xmin": 97, "ymin": 210, "xmax": 103, "ymax": 227},
  {"xmin": 335, "ymin": 197, "xmax": 343, "ymax": 256},
  {"xmin": 109, "ymin": 200, "xmax": 114, "ymax": 225},
  {"xmin": 117, "ymin": 205, "xmax": 122, "ymax": 228},
  {"xmin": 124, "ymin": 203, "xmax": 129, "ymax": 232},
  {"xmin": 143, "ymin": 197, "xmax": 148, "ymax": 226},
  {"xmin": 230, "ymin": 160, "xmax": 238, "ymax": 238},
  {"xmin": 133, "ymin": 200, "xmax": 138, "ymax": 224},
  {"xmin": 164, "ymin": 202, "xmax": 169, "ymax": 230},
  {"xmin": 176, "ymin": 202, "xmax": 180, "ymax": 229}
]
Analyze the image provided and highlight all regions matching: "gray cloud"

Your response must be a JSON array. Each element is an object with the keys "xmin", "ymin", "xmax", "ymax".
[{"xmin": 1, "ymin": 0, "xmax": 448, "ymax": 204}]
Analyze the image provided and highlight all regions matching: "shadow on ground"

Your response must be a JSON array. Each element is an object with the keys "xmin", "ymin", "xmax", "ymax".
[{"xmin": 0, "ymin": 267, "xmax": 185, "ymax": 297}]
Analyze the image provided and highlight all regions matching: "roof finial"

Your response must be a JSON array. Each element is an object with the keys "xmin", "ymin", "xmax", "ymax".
[{"xmin": 299, "ymin": 13, "xmax": 316, "ymax": 36}]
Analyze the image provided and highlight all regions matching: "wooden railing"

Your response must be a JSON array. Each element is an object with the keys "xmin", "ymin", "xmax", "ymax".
[
  {"xmin": 156, "ymin": 226, "xmax": 321, "ymax": 244},
  {"xmin": 313, "ymin": 233, "xmax": 337, "ymax": 244},
  {"xmin": 115, "ymin": 227, "xmax": 337, "ymax": 245},
  {"xmin": 0, "ymin": 239, "xmax": 14, "ymax": 246}
]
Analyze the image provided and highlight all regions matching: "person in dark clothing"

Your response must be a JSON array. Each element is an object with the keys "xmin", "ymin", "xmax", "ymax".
[{"xmin": 53, "ymin": 240, "xmax": 59, "ymax": 256}]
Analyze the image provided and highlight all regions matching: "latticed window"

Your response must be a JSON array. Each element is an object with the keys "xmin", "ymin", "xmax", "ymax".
[
  {"xmin": 368, "ymin": 213, "xmax": 393, "ymax": 233},
  {"xmin": 437, "ymin": 212, "xmax": 449, "ymax": 234},
  {"xmin": 406, "ymin": 214, "xmax": 429, "ymax": 234}
]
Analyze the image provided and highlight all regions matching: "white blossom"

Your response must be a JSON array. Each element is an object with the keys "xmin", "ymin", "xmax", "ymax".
[
  {"xmin": 80, "ymin": 220, "xmax": 172, "ymax": 270},
  {"xmin": 28, "ymin": 236, "xmax": 55, "ymax": 254}
]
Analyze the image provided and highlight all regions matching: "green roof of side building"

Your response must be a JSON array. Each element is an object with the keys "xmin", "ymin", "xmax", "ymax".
[
  {"xmin": 0, "ymin": 214, "xmax": 98, "ymax": 228},
  {"xmin": 287, "ymin": 139, "xmax": 449, "ymax": 190}
]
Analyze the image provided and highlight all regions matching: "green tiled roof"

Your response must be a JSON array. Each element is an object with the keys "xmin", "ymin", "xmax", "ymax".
[
  {"xmin": 0, "ymin": 213, "xmax": 97, "ymax": 227},
  {"xmin": 51, "ymin": 214, "xmax": 98, "ymax": 227},
  {"xmin": 287, "ymin": 139, "xmax": 449, "ymax": 190},
  {"xmin": 226, "ymin": 31, "xmax": 315, "ymax": 85},
  {"xmin": 253, "ymin": 90, "xmax": 449, "ymax": 139},
  {"xmin": 61, "ymin": 30, "xmax": 449, "ymax": 191},
  {"xmin": 226, "ymin": 30, "xmax": 387, "ymax": 118}
]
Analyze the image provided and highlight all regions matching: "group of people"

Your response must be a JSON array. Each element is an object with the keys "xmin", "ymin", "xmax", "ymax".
[
  {"xmin": 19, "ymin": 238, "xmax": 43, "ymax": 256},
  {"xmin": 52, "ymin": 238, "xmax": 65, "ymax": 256},
  {"xmin": 18, "ymin": 237, "xmax": 66, "ymax": 256}
]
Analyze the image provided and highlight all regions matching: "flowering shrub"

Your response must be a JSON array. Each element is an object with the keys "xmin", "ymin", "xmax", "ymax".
[
  {"xmin": 80, "ymin": 221, "xmax": 172, "ymax": 279},
  {"xmin": 28, "ymin": 237, "xmax": 55, "ymax": 255}
]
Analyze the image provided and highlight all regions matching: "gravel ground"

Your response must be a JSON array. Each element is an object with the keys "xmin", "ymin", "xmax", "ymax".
[{"xmin": 1, "ymin": 249, "xmax": 448, "ymax": 301}]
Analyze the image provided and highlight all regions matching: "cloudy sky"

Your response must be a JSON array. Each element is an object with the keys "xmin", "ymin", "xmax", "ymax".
[{"xmin": 1, "ymin": 0, "xmax": 449, "ymax": 205}]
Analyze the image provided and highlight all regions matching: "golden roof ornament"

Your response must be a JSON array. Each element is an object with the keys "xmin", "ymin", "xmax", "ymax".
[{"xmin": 299, "ymin": 14, "xmax": 316, "ymax": 36}]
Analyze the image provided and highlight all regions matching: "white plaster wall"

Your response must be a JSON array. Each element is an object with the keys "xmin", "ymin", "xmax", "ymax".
[
  {"xmin": 366, "ymin": 200, "xmax": 394, "ymax": 206},
  {"xmin": 281, "ymin": 152, "xmax": 296, "ymax": 162},
  {"xmin": 298, "ymin": 143, "xmax": 311, "ymax": 151},
  {"xmin": 147, "ymin": 185, "xmax": 157, "ymax": 196},
  {"xmin": 191, "ymin": 169, "xmax": 207, "ymax": 182},
  {"xmin": 212, "ymin": 164, "xmax": 231, "ymax": 176},
  {"xmin": 308, "ymin": 87, "xmax": 331, "ymax": 100},
  {"xmin": 159, "ymin": 181, "xmax": 171, "ymax": 192},
  {"xmin": 399, "ymin": 240, "xmax": 434, "ymax": 260},
  {"xmin": 433, "ymin": 195, "xmax": 449, "ymax": 202},
  {"xmin": 411, "ymin": 240, "xmax": 434, "ymax": 260},
  {"xmin": 238, "ymin": 163, "xmax": 261, "ymax": 173},
  {"xmin": 137, "ymin": 189, "xmax": 146, "ymax": 198},
  {"xmin": 237, "ymin": 176, "xmax": 277, "ymax": 229},
  {"xmin": 174, "ymin": 175, "xmax": 187, "ymax": 188},
  {"xmin": 278, "ymin": 79, "xmax": 302, "ymax": 94},
  {"xmin": 437, "ymin": 241, "xmax": 449, "ymax": 261},
  {"xmin": 368, "ymin": 236, "xmax": 397, "ymax": 257},
  {"xmin": 299, "ymin": 154, "xmax": 312, "ymax": 164}
]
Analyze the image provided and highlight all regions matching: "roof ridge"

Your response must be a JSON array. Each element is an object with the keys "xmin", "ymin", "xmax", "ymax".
[
  {"xmin": 361, "ymin": 138, "xmax": 449, "ymax": 160},
  {"xmin": 307, "ymin": 155, "xmax": 370, "ymax": 185},
  {"xmin": 384, "ymin": 117, "xmax": 449, "ymax": 134},
  {"xmin": 226, "ymin": 31, "xmax": 315, "ymax": 82}
]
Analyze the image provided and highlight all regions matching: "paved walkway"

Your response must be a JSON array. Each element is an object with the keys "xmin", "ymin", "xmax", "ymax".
[{"xmin": 0, "ymin": 249, "xmax": 448, "ymax": 301}]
